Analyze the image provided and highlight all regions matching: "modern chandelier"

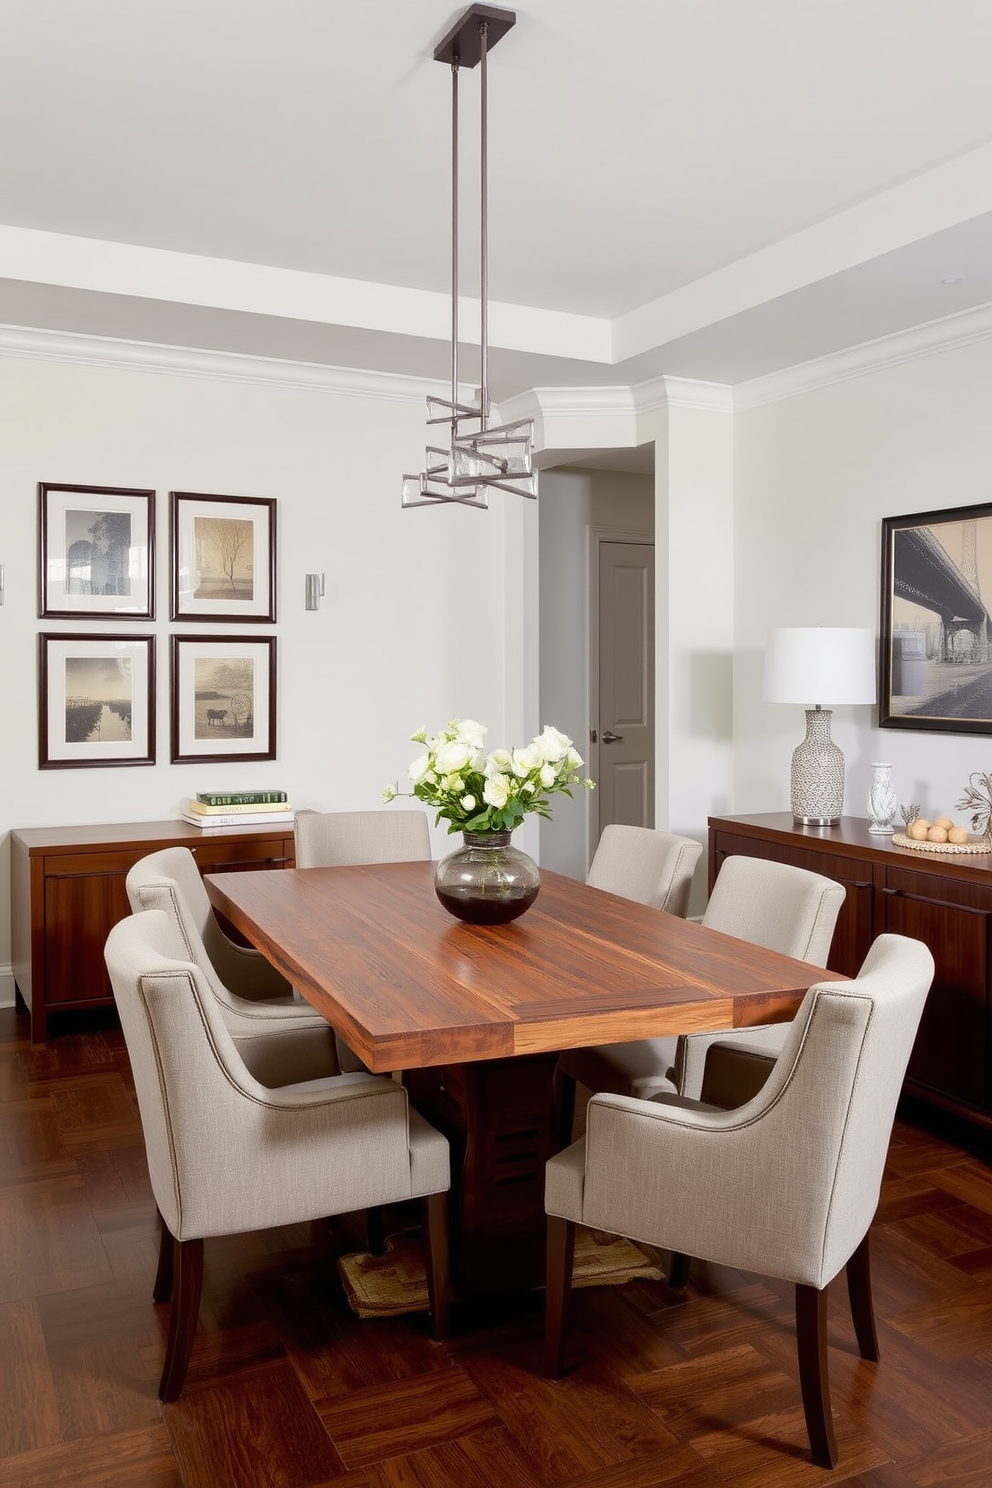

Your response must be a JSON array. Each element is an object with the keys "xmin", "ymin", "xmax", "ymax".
[{"xmin": 402, "ymin": 3, "xmax": 537, "ymax": 509}]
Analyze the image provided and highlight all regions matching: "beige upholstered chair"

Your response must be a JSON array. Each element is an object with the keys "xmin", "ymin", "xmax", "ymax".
[
  {"xmin": 585, "ymin": 825, "xmax": 702, "ymax": 915},
  {"xmin": 104, "ymin": 909, "xmax": 450, "ymax": 1401},
  {"xmin": 671, "ymin": 856, "xmax": 846, "ymax": 1103},
  {"xmin": 544, "ymin": 933, "xmax": 934, "ymax": 1468},
  {"xmin": 555, "ymin": 855, "xmax": 845, "ymax": 1134},
  {"xmin": 294, "ymin": 809, "xmax": 431, "ymax": 869},
  {"xmin": 126, "ymin": 848, "xmax": 335, "ymax": 1082},
  {"xmin": 552, "ymin": 827, "xmax": 702, "ymax": 1141}
]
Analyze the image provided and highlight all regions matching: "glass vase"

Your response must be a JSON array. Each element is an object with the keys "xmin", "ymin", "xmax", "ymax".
[{"xmin": 434, "ymin": 830, "xmax": 540, "ymax": 925}]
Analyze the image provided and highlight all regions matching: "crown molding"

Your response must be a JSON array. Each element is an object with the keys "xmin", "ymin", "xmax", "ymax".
[
  {"xmin": 0, "ymin": 322, "xmax": 442, "ymax": 403},
  {"xmin": 734, "ymin": 299, "xmax": 992, "ymax": 411},
  {"xmin": 502, "ymin": 377, "xmax": 734, "ymax": 425},
  {"xmin": 635, "ymin": 376, "xmax": 734, "ymax": 414}
]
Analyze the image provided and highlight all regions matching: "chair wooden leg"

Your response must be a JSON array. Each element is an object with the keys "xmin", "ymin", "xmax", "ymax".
[
  {"xmin": 159, "ymin": 1237, "xmax": 204, "ymax": 1403},
  {"xmin": 366, "ymin": 1205, "xmax": 386, "ymax": 1257},
  {"xmin": 422, "ymin": 1192, "xmax": 450, "ymax": 1342},
  {"xmin": 543, "ymin": 1215, "xmax": 576, "ymax": 1378},
  {"xmin": 845, "ymin": 1230, "xmax": 879, "ymax": 1362},
  {"xmin": 795, "ymin": 1282, "xmax": 838, "ymax": 1469},
  {"xmin": 551, "ymin": 1067, "xmax": 577, "ymax": 1150},
  {"xmin": 152, "ymin": 1209, "xmax": 174, "ymax": 1304},
  {"xmin": 668, "ymin": 1251, "xmax": 690, "ymax": 1289}
]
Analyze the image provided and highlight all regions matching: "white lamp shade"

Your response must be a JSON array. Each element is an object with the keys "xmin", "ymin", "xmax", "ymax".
[{"xmin": 764, "ymin": 627, "xmax": 876, "ymax": 706}]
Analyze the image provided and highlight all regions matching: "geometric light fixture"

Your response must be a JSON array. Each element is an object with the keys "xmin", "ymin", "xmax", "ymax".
[{"xmin": 402, "ymin": 4, "xmax": 537, "ymax": 509}]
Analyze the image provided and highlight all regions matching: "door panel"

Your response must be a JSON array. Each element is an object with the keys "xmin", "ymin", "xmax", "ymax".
[{"xmin": 595, "ymin": 540, "xmax": 655, "ymax": 838}]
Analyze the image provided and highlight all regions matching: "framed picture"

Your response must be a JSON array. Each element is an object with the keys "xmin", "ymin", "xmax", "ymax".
[
  {"xmin": 171, "ymin": 491, "xmax": 276, "ymax": 622},
  {"xmin": 39, "ymin": 483, "xmax": 155, "ymax": 618},
  {"xmin": 171, "ymin": 634, "xmax": 276, "ymax": 763},
  {"xmin": 39, "ymin": 633, "xmax": 155, "ymax": 768},
  {"xmin": 880, "ymin": 501, "xmax": 992, "ymax": 734}
]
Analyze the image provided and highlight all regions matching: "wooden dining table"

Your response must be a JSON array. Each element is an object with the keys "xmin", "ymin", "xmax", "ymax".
[{"xmin": 206, "ymin": 861, "xmax": 830, "ymax": 1295}]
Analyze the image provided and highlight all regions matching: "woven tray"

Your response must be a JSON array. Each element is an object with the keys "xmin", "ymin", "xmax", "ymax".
[{"xmin": 891, "ymin": 832, "xmax": 991, "ymax": 856}]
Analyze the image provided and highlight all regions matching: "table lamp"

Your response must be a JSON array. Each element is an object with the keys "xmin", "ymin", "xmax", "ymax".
[{"xmin": 763, "ymin": 627, "xmax": 876, "ymax": 825}]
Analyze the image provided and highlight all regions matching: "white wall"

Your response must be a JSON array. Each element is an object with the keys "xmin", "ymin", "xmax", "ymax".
[
  {"xmin": 0, "ymin": 348, "xmax": 519, "ymax": 994},
  {"xmin": 733, "ymin": 335, "xmax": 992, "ymax": 821}
]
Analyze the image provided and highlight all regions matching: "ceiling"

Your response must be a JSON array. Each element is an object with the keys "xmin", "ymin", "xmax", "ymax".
[{"xmin": 2, "ymin": 0, "xmax": 992, "ymax": 399}]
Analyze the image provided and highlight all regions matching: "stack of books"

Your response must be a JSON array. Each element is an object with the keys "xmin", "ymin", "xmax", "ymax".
[{"xmin": 182, "ymin": 789, "xmax": 294, "ymax": 832}]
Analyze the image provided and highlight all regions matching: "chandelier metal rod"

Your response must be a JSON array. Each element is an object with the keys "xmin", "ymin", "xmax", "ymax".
[
  {"xmin": 450, "ymin": 56, "xmax": 460, "ymax": 421},
  {"xmin": 479, "ymin": 17, "xmax": 489, "ymax": 432}
]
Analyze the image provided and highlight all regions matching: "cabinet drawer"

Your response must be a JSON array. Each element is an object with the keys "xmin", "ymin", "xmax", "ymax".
[
  {"xmin": 188, "ymin": 836, "xmax": 294, "ymax": 873},
  {"xmin": 883, "ymin": 863, "xmax": 992, "ymax": 912}
]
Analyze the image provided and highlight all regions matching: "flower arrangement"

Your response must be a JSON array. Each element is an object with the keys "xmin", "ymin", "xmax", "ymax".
[{"xmin": 384, "ymin": 718, "xmax": 594, "ymax": 835}]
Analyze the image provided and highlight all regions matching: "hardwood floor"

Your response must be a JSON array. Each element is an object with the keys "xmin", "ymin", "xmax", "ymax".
[{"xmin": 2, "ymin": 1003, "xmax": 991, "ymax": 1487}]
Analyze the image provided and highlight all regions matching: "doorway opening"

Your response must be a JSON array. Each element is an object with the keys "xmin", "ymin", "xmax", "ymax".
[{"xmin": 537, "ymin": 447, "xmax": 655, "ymax": 879}]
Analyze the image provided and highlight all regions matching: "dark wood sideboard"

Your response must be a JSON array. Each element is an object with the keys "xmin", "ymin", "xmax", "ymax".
[
  {"xmin": 709, "ymin": 812, "xmax": 992, "ymax": 1132},
  {"xmin": 10, "ymin": 820, "xmax": 295, "ymax": 1042}
]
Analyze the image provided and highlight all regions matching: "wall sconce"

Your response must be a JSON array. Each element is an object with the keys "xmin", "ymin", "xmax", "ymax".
[{"xmin": 305, "ymin": 573, "xmax": 325, "ymax": 611}]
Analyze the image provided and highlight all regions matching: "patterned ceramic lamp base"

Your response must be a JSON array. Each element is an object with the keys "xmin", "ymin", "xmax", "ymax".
[{"xmin": 790, "ymin": 708, "xmax": 845, "ymax": 825}]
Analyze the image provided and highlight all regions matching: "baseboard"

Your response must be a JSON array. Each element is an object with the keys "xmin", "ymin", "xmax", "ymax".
[{"xmin": 0, "ymin": 965, "xmax": 15, "ymax": 1009}]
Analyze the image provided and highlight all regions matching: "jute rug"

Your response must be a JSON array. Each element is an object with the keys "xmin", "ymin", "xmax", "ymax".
[{"xmin": 338, "ymin": 1228, "xmax": 664, "ymax": 1319}]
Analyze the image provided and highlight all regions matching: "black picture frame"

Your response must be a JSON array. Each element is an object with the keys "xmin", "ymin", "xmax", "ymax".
[
  {"xmin": 170, "ymin": 634, "xmax": 277, "ymax": 764},
  {"xmin": 170, "ymin": 491, "xmax": 276, "ymax": 622},
  {"xmin": 39, "ymin": 633, "xmax": 156, "ymax": 769},
  {"xmin": 880, "ymin": 501, "xmax": 992, "ymax": 734},
  {"xmin": 39, "ymin": 483, "xmax": 155, "ymax": 619}
]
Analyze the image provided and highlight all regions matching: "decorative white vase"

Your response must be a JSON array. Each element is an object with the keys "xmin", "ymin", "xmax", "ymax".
[{"xmin": 866, "ymin": 762, "xmax": 897, "ymax": 835}]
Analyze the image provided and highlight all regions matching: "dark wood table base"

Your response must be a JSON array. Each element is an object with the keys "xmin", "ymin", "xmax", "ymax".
[{"xmin": 405, "ymin": 1053, "xmax": 560, "ymax": 1297}]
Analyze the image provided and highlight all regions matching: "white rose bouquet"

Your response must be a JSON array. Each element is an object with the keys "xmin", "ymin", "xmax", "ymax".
[{"xmin": 384, "ymin": 718, "xmax": 594, "ymax": 835}]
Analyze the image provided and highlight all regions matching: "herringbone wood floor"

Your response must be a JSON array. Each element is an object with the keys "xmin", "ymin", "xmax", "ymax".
[{"xmin": 2, "ymin": 1003, "xmax": 992, "ymax": 1488}]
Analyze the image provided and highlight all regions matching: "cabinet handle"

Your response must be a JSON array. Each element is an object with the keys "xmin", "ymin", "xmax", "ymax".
[
  {"xmin": 849, "ymin": 880, "xmax": 873, "ymax": 889},
  {"xmin": 882, "ymin": 886, "xmax": 990, "ymax": 916},
  {"xmin": 211, "ymin": 856, "xmax": 291, "ymax": 870}
]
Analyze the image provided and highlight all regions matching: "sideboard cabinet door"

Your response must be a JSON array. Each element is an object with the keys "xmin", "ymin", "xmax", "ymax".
[
  {"xmin": 11, "ymin": 823, "xmax": 295, "ymax": 1041},
  {"xmin": 880, "ymin": 867, "xmax": 990, "ymax": 1112}
]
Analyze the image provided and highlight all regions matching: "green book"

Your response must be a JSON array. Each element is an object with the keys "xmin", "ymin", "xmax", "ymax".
[{"xmin": 196, "ymin": 790, "xmax": 288, "ymax": 806}]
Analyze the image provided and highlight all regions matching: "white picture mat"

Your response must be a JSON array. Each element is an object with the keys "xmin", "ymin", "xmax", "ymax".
[
  {"xmin": 45, "ymin": 636, "xmax": 151, "ymax": 762},
  {"xmin": 43, "ymin": 489, "xmax": 151, "ymax": 615},
  {"xmin": 175, "ymin": 638, "xmax": 273, "ymax": 757},
  {"xmin": 175, "ymin": 496, "xmax": 272, "ymax": 618}
]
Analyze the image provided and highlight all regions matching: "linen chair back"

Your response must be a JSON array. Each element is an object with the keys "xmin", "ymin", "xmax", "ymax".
[
  {"xmin": 574, "ymin": 934, "xmax": 933, "ymax": 1288},
  {"xmin": 586, "ymin": 825, "xmax": 702, "ymax": 916},
  {"xmin": 104, "ymin": 909, "xmax": 425, "ymax": 1242},
  {"xmin": 702, "ymin": 854, "xmax": 844, "ymax": 966},
  {"xmin": 125, "ymin": 847, "xmax": 325, "ymax": 1046},
  {"xmin": 295, "ymin": 809, "xmax": 431, "ymax": 869},
  {"xmin": 126, "ymin": 845, "xmax": 280, "ymax": 999}
]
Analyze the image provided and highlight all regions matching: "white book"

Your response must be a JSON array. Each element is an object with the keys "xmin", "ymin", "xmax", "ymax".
[{"xmin": 181, "ymin": 810, "xmax": 295, "ymax": 829}]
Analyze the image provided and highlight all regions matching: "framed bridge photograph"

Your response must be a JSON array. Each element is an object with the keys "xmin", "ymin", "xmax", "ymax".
[
  {"xmin": 880, "ymin": 502, "xmax": 992, "ymax": 735},
  {"xmin": 170, "ymin": 634, "xmax": 276, "ymax": 764}
]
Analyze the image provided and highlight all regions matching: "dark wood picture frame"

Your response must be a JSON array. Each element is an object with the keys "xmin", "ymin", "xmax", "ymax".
[
  {"xmin": 39, "ymin": 632, "xmax": 156, "ymax": 769},
  {"xmin": 170, "ymin": 491, "xmax": 276, "ymax": 622},
  {"xmin": 170, "ymin": 634, "xmax": 277, "ymax": 764},
  {"xmin": 39, "ymin": 483, "xmax": 155, "ymax": 619},
  {"xmin": 880, "ymin": 501, "xmax": 992, "ymax": 734}
]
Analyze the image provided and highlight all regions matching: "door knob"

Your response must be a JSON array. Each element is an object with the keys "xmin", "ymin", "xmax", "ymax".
[{"xmin": 601, "ymin": 730, "xmax": 624, "ymax": 744}]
